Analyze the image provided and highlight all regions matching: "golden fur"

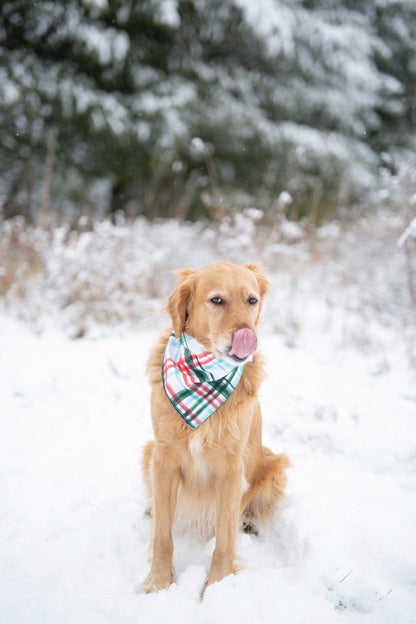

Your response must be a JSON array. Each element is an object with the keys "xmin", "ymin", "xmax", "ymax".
[{"xmin": 140, "ymin": 262, "xmax": 289, "ymax": 596}]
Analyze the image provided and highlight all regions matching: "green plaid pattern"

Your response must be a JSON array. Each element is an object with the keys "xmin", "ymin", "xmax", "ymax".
[{"xmin": 162, "ymin": 333, "xmax": 244, "ymax": 429}]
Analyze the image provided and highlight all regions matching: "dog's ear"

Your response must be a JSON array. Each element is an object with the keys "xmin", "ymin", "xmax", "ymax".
[
  {"xmin": 245, "ymin": 263, "xmax": 270, "ymax": 298},
  {"xmin": 165, "ymin": 268, "xmax": 196, "ymax": 337}
]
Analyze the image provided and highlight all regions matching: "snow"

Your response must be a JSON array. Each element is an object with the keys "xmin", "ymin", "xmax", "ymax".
[
  {"xmin": 234, "ymin": 0, "xmax": 296, "ymax": 58},
  {"xmin": 158, "ymin": 0, "xmax": 181, "ymax": 28},
  {"xmin": 1, "ymin": 280, "xmax": 415, "ymax": 623},
  {"xmin": 398, "ymin": 217, "xmax": 416, "ymax": 247}
]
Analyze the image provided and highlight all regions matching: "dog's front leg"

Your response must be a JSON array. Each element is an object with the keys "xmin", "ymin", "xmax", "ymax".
[
  {"xmin": 204, "ymin": 460, "xmax": 243, "ymax": 592},
  {"xmin": 141, "ymin": 446, "xmax": 180, "ymax": 593}
]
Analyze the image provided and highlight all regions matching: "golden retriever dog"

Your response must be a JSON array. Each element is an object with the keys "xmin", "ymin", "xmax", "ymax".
[{"xmin": 140, "ymin": 262, "xmax": 289, "ymax": 596}]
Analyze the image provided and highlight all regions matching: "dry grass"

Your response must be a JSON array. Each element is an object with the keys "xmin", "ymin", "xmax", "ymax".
[
  {"xmin": 0, "ymin": 217, "xmax": 45, "ymax": 297},
  {"xmin": 0, "ymin": 208, "xmax": 414, "ymax": 364}
]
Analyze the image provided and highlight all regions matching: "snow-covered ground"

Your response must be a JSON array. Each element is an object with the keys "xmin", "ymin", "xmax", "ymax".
[{"xmin": 1, "ymin": 283, "xmax": 415, "ymax": 624}]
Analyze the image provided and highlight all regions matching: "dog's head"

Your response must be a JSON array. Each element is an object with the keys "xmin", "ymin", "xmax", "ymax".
[{"xmin": 166, "ymin": 262, "xmax": 269, "ymax": 364}]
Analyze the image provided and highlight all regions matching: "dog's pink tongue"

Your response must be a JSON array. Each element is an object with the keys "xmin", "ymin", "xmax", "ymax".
[{"xmin": 228, "ymin": 328, "xmax": 257, "ymax": 360}]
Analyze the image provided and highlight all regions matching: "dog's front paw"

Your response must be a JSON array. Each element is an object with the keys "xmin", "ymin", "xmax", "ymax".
[
  {"xmin": 137, "ymin": 570, "xmax": 174, "ymax": 594},
  {"xmin": 200, "ymin": 551, "xmax": 237, "ymax": 600},
  {"xmin": 200, "ymin": 570, "xmax": 235, "ymax": 601}
]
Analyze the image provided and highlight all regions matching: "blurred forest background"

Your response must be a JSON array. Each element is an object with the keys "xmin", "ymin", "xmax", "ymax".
[
  {"xmin": 1, "ymin": 0, "xmax": 416, "ymax": 224},
  {"xmin": 0, "ymin": 0, "xmax": 415, "ymax": 346}
]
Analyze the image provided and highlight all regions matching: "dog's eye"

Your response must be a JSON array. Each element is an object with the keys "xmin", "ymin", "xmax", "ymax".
[
  {"xmin": 210, "ymin": 297, "xmax": 224, "ymax": 305},
  {"xmin": 248, "ymin": 297, "xmax": 258, "ymax": 305}
]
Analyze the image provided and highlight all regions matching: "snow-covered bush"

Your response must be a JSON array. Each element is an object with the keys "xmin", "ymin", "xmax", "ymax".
[{"xmin": 1, "ymin": 205, "xmax": 414, "ymax": 364}]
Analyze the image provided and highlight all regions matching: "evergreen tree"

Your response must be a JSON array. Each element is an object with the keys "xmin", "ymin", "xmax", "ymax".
[
  {"xmin": 373, "ymin": 0, "xmax": 416, "ymax": 151},
  {"xmin": 0, "ymin": 0, "xmax": 413, "ymax": 223}
]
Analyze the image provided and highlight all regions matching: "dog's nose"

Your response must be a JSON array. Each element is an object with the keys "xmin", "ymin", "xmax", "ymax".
[{"xmin": 228, "ymin": 328, "xmax": 257, "ymax": 360}]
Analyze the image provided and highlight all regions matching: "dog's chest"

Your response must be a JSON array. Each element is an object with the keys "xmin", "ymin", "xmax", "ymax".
[{"xmin": 187, "ymin": 436, "xmax": 212, "ymax": 483}]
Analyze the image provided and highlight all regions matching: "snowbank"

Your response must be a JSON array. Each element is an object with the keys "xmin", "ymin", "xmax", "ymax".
[{"xmin": 1, "ymin": 293, "xmax": 415, "ymax": 623}]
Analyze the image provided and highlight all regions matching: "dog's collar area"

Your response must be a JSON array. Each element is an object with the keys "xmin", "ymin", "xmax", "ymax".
[{"xmin": 162, "ymin": 332, "xmax": 245, "ymax": 429}]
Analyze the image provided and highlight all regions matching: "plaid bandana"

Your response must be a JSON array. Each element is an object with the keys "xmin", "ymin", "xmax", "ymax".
[{"xmin": 162, "ymin": 333, "xmax": 245, "ymax": 429}]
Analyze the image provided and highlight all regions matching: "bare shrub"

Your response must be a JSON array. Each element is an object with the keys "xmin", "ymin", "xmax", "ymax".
[
  {"xmin": 0, "ymin": 207, "xmax": 414, "ymax": 368},
  {"xmin": 0, "ymin": 217, "xmax": 45, "ymax": 298}
]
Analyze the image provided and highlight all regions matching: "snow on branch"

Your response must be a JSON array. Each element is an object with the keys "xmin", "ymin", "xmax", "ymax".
[{"xmin": 398, "ymin": 217, "xmax": 416, "ymax": 247}]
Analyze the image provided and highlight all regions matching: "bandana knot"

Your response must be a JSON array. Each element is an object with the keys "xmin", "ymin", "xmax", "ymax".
[{"xmin": 162, "ymin": 333, "xmax": 245, "ymax": 429}]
